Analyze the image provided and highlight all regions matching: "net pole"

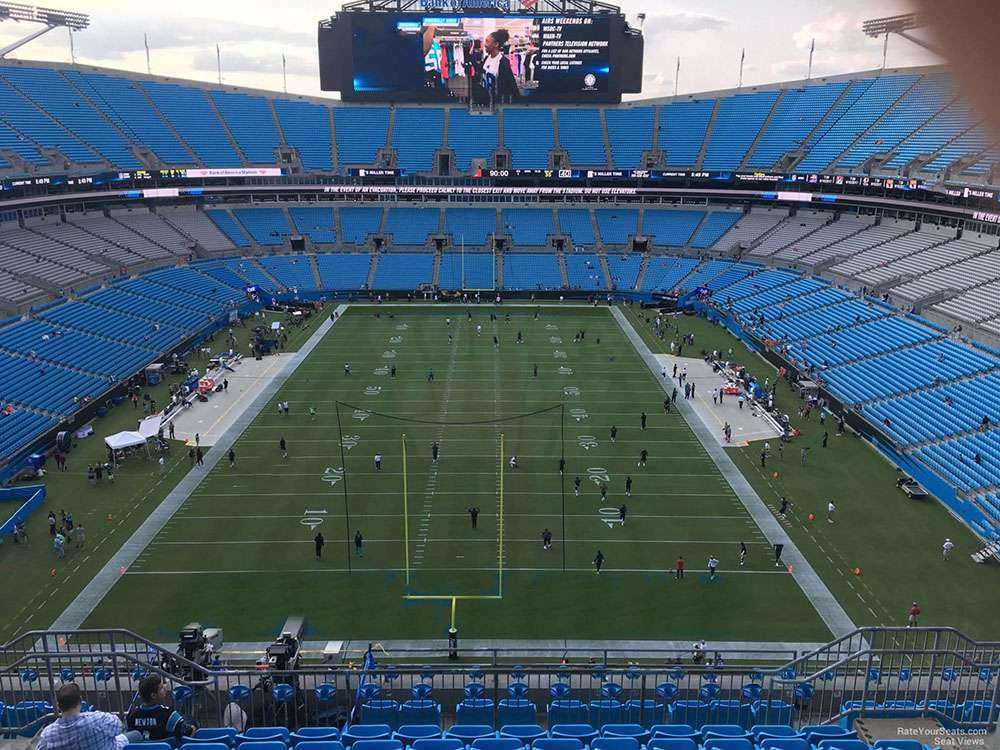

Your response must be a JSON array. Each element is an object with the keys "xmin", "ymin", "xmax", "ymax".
[
  {"xmin": 335, "ymin": 401, "xmax": 352, "ymax": 574},
  {"xmin": 561, "ymin": 403, "xmax": 566, "ymax": 572},
  {"xmin": 498, "ymin": 431, "xmax": 504, "ymax": 599},
  {"xmin": 402, "ymin": 432, "xmax": 410, "ymax": 586}
]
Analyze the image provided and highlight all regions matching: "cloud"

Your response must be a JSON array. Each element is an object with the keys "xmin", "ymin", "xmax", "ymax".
[
  {"xmin": 643, "ymin": 9, "xmax": 731, "ymax": 36},
  {"xmin": 192, "ymin": 48, "xmax": 314, "ymax": 75},
  {"xmin": 70, "ymin": 14, "xmax": 313, "ymax": 59}
]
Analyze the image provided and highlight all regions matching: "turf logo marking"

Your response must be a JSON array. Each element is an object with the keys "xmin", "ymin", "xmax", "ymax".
[
  {"xmin": 558, "ymin": 366, "xmax": 573, "ymax": 375},
  {"xmin": 570, "ymin": 408, "xmax": 589, "ymax": 422},
  {"xmin": 577, "ymin": 435, "xmax": 599, "ymax": 451},
  {"xmin": 545, "ymin": 324, "xmax": 558, "ymax": 331},
  {"xmin": 321, "ymin": 467, "xmax": 344, "ymax": 487},
  {"xmin": 553, "ymin": 350, "xmax": 567, "ymax": 359},
  {"xmin": 301, "ymin": 509, "xmax": 328, "ymax": 529},
  {"xmin": 365, "ymin": 386, "xmax": 382, "ymax": 396},
  {"xmin": 341, "ymin": 434, "xmax": 361, "ymax": 451},
  {"xmin": 598, "ymin": 507, "xmax": 623, "ymax": 528},
  {"xmin": 563, "ymin": 386, "xmax": 581, "ymax": 397},
  {"xmin": 374, "ymin": 366, "xmax": 389, "ymax": 376},
  {"xmin": 352, "ymin": 409, "xmax": 371, "ymax": 422},
  {"xmin": 382, "ymin": 350, "xmax": 397, "ymax": 359},
  {"xmin": 396, "ymin": 324, "xmax": 409, "ymax": 331},
  {"xmin": 588, "ymin": 466, "xmax": 610, "ymax": 486},
  {"xmin": 390, "ymin": 336, "xmax": 403, "ymax": 344},
  {"xmin": 549, "ymin": 336, "xmax": 563, "ymax": 344}
]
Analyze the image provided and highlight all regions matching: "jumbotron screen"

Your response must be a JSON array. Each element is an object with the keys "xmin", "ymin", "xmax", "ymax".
[{"xmin": 319, "ymin": 12, "xmax": 643, "ymax": 103}]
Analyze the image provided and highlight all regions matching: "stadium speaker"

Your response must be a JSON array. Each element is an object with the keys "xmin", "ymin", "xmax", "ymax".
[{"xmin": 56, "ymin": 431, "xmax": 72, "ymax": 452}]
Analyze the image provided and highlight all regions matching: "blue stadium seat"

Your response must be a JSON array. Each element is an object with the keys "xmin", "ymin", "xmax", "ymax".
[
  {"xmin": 210, "ymin": 90, "xmax": 280, "ymax": 163},
  {"xmin": 274, "ymin": 99, "xmax": 333, "ymax": 170},
  {"xmin": 184, "ymin": 727, "xmax": 237, "ymax": 744},
  {"xmin": 588, "ymin": 700, "xmax": 623, "ymax": 727},
  {"xmin": 361, "ymin": 701, "xmax": 401, "ymax": 729},
  {"xmin": 413, "ymin": 740, "xmax": 464, "ymax": 750},
  {"xmin": 343, "ymin": 725, "xmax": 393, "ymax": 746},
  {"xmin": 399, "ymin": 701, "xmax": 441, "ymax": 727},
  {"xmin": 650, "ymin": 725, "xmax": 698, "ymax": 740},
  {"xmin": 799, "ymin": 727, "xmax": 856, "ymax": 746},
  {"xmin": 702, "ymin": 725, "xmax": 751, "ymax": 740},
  {"xmin": 702, "ymin": 739, "xmax": 754, "ymax": 750},
  {"xmin": 472, "ymin": 740, "xmax": 525, "ymax": 750},
  {"xmin": 446, "ymin": 726, "xmax": 495, "ymax": 741},
  {"xmin": 394, "ymin": 726, "xmax": 442, "ymax": 743},
  {"xmin": 455, "ymin": 701, "xmax": 495, "ymax": 728},
  {"xmin": 668, "ymin": 701, "xmax": 709, "ymax": 728},
  {"xmin": 498, "ymin": 700, "xmax": 536, "ymax": 727},
  {"xmin": 601, "ymin": 724, "xmax": 651, "ymax": 745},
  {"xmin": 648, "ymin": 740, "xmax": 697, "ymax": 750},
  {"xmin": 549, "ymin": 724, "xmax": 598, "ymax": 744},
  {"xmin": 236, "ymin": 742, "xmax": 286, "ymax": 750},
  {"xmin": 353, "ymin": 741, "xmax": 404, "ymax": 750},
  {"xmin": 335, "ymin": 107, "xmax": 390, "ymax": 165},
  {"xmin": 126, "ymin": 744, "xmax": 174, "ymax": 750},
  {"xmin": 235, "ymin": 727, "xmax": 290, "ymax": 744},
  {"xmin": 296, "ymin": 743, "xmax": 346, "ymax": 750},
  {"xmin": 534, "ymin": 740, "xmax": 584, "ymax": 750},
  {"xmin": 751, "ymin": 700, "xmax": 793, "ymax": 727},
  {"xmin": 751, "ymin": 726, "xmax": 799, "ymax": 742},
  {"xmin": 591, "ymin": 737, "xmax": 640, "ymax": 750},
  {"xmin": 290, "ymin": 727, "xmax": 341, "ymax": 744},
  {"xmin": 757, "ymin": 740, "xmax": 810, "ymax": 750},
  {"xmin": 548, "ymin": 700, "xmax": 589, "ymax": 727},
  {"xmin": 816, "ymin": 742, "xmax": 869, "ymax": 750},
  {"xmin": 499, "ymin": 726, "xmax": 547, "ymax": 743},
  {"xmin": 621, "ymin": 700, "xmax": 662, "ymax": 728}
]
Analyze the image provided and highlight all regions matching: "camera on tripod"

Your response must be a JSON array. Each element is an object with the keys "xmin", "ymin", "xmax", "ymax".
[{"xmin": 163, "ymin": 623, "xmax": 223, "ymax": 679}]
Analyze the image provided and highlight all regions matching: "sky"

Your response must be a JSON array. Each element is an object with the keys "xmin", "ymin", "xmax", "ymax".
[{"xmin": 0, "ymin": 0, "xmax": 943, "ymax": 100}]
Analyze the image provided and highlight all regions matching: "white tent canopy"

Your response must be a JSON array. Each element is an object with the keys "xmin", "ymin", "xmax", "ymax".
[
  {"xmin": 104, "ymin": 431, "xmax": 147, "ymax": 451},
  {"xmin": 137, "ymin": 415, "xmax": 162, "ymax": 439}
]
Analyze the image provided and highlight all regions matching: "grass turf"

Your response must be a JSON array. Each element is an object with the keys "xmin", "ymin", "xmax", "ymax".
[
  {"xmin": 0, "ymin": 308, "xmax": 330, "ymax": 643},
  {"xmin": 80, "ymin": 305, "xmax": 832, "ymax": 643},
  {"xmin": 620, "ymin": 304, "xmax": 1000, "ymax": 639}
]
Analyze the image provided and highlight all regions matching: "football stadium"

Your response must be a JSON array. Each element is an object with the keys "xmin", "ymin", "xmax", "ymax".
[{"xmin": 0, "ymin": 0, "xmax": 999, "ymax": 746}]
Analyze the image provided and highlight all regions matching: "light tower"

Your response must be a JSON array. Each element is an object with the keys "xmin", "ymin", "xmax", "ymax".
[{"xmin": 0, "ymin": 2, "xmax": 90, "ymax": 59}]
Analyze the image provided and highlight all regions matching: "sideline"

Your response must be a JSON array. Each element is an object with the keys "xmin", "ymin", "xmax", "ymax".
[
  {"xmin": 611, "ymin": 305, "xmax": 858, "ymax": 638},
  {"xmin": 50, "ymin": 306, "xmax": 348, "ymax": 630}
]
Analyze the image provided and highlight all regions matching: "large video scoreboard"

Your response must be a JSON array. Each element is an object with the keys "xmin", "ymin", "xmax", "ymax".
[{"xmin": 319, "ymin": 10, "xmax": 643, "ymax": 103}]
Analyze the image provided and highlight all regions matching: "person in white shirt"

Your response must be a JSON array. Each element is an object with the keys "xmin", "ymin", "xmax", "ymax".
[
  {"xmin": 942, "ymin": 538, "xmax": 955, "ymax": 560},
  {"xmin": 509, "ymin": 455, "xmax": 518, "ymax": 470},
  {"xmin": 827, "ymin": 500, "xmax": 836, "ymax": 523}
]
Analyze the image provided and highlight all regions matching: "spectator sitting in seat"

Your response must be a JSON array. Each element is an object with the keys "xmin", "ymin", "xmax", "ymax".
[
  {"xmin": 126, "ymin": 673, "xmax": 197, "ymax": 742},
  {"xmin": 38, "ymin": 682, "xmax": 141, "ymax": 749}
]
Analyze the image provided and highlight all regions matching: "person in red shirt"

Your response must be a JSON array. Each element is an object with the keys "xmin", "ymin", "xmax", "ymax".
[
  {"xmin": 908, "ymin": 602, "xmax": 921, "ymax": 627},
  {"xmin": 675, "ymin": 556, "xmax": 685, "ymax": 580}
]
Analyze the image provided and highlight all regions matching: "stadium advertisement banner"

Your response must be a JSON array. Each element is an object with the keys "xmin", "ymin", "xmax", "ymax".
[
  {"xmin": 184, "ymin": 168, "xmax": 283, "ymax": 178},
  {"xmin": 345, "ymin": 12, "xmax": 613, "ymax": 102}
]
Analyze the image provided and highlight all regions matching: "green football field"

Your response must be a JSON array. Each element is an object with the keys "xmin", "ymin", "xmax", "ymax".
[{"xmin": 81, "ymin": 305, "xmax": 832, "ymax": 643}]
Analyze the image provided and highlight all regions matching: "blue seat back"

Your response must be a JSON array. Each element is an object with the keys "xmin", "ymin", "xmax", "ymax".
[
  {"xmin": 759, "ymin": 741, "xmax": 809, "ymax": 750},
  {"xmin": 751, "ymin": 727, "xmax": 798, "ymax": 742},
  {"xmin": 651, "ymin": 725, "xmax": 698, "ymax": 740},
  {"xmin": 648, "ymin": 739, "xmax": 698, "ymax": 750},
  {"xmin": 353, "ymin": 740, "xmax": 404, "ymax": 750},
  {"xmin": 191, "ymin": 729, "xmax": 238, "ymax": 742},
  {"xmin": 601, "ymin": 724, "xmax": 650, "ymax": 743},
  {"xmin": 361, "ymin": 700, "xmax": 401, "ymax": 729},
  {"xmin": 446, "ymin": 725, "xmax": 495, "ymax": 741},
  {"xmin": 395, "ymin": 726, "xmax": 442, "ymax": 742},
  {"xmin": 622, "ymin": 700, "xmax": 663, "ymax": 728},
  {"xmin": 472, "ymin": 740, "xmax": 524, "ymax": 750},
  {"xmin": 456, "ymin": 700, "xmax": 496, "ymax": 727},
  {"xmin": 549, "ymin": 724, "xmax": 598, "ymax": 742},
  {"xmin": 499, "ymin": 725, "xmax": 547, "ymax": 741},
  {"xmin": 588, "ymin": 700, "xmax": 623, "ymax": 727},
  {"xmin": 801, "ymin": 728, "xmax": 856, "ymax": 746},
  {"xmin": 548, "ymin": 700, "xmax": 588, "ymax": 726},
  {"xmin": 297, "ymin": 743, "xmax": 346, "ymax": 750},
  {"xmin": 702, "ymin": 725, "xmax": 749, "ymax": 740},
  {"xmin": 752, "ymin": 700, "xmax": 793, "ymax": 726},
  {"xmin": 816, "ymin": 741, "xmax": 869, "ymax": 750},
  {"xmin": 342, "ymin": 725, "xmax": 393, "ymax": 746},
  {"xmin": 413, "ymin": 740, "xmax": 464, "ymax": 750},
  {"xmin": 592, "ymin": 738, "xmax": 640, "ymax": 750},
  {"xmin": 400, "ymin": 700, "xmax": 441, "ymax": 727},
  {"xmin": 126, "ymin": 744, "xmax": 174, "ymax": 750},
  {"xmin": 292, "ymin": 728, "xmax": 341, "ymax": 741},
  {"xmin": 535, "ymin": 740, "xmax": 584, "ymax": 750},
  {"xmin": 670, "ymin": 701, "xmax": 709, "ymax": 728},
  {"xmin": 498, "ymin": 700, "xmax": 537, "ymax": 727},
  {"xmin": 703, "ymin": 740, "xmax": 754, "ymax": 750}
]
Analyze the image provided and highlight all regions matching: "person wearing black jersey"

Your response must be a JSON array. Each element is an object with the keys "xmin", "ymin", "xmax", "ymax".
[{"xmin": 126, "ymin": 674, "xmax": 197, "ymax": 741}]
